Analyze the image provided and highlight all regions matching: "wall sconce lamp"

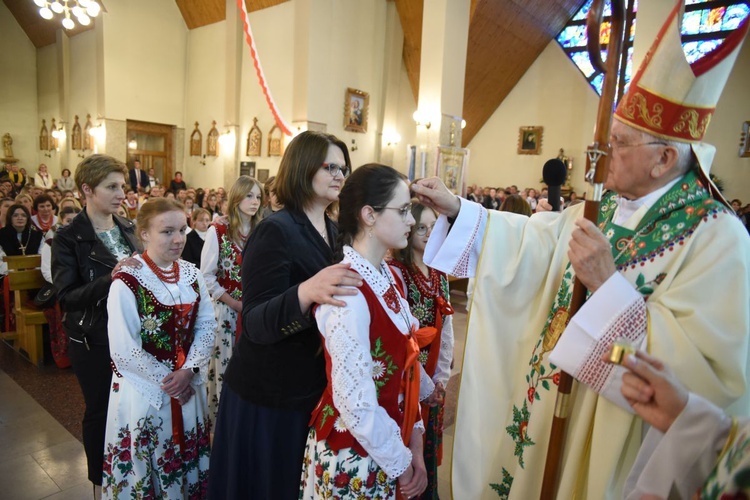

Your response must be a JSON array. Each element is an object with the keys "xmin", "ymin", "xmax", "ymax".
[
  {"xmin": 199, "ymin": 154, "xmax": 206, "ymax": 166},
  {"xmin": 350, "ymin": 139, "xmax": 358, "ymax": 152},
  {"xmin": 127, "ymin": 138, "xmax": 137, "ymax": 150},
  {"xmin": 383, "ymin": 130, "xmax": 402, "ymax": 147},
  {"xmin": 412, "ymin": 110, "xmax": 431, "ymax": 129}
]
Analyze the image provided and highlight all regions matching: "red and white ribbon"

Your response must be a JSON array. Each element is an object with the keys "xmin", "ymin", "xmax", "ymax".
[{"xmin": 236, "ymin": 0, "xmax": 292, "ymax": 136}]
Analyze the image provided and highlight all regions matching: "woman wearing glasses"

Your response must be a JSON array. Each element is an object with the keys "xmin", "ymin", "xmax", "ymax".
[
  {"xmin": 300, "ymin": 164, "xmax": 432, "ymax": 499},
  {"xmin": 388, "ymin": 203, "xmax": 454, "ymax": 499},
  {"xmin": 208, "ymin": 131, "xmax": 361, "ymax": 499}
]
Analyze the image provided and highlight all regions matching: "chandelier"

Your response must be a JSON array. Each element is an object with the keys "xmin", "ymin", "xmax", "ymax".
[{"xmin": 34, "ymin": 0, "xmax": 101, "ymax": 30}]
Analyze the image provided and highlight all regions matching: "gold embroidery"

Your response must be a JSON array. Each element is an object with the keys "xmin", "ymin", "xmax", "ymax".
[
  {"xmin": 673, "ymin": 109, "xmax": 711, "ymax": 139},
  {"xmin": 621, "ymin": 92, "xmax": 664, "ymax": 129}
]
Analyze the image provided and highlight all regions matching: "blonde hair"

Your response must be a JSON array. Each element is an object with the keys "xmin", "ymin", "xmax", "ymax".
[
  {"xmin": 135, "ymin": 198, "xmax": 185, "ymax": 243},
  {"xmin": 226, "ymin": 175, "xmax": 264, "ymax": 245},
  {"xmin": 58, "ymin": 196, "xmax": 82, "ymax": 211}
]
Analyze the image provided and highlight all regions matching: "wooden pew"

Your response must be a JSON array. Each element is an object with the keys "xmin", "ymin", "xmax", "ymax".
[{"xmin": 1, "ymin": 255, "xmax": 48, "ymax": 367}]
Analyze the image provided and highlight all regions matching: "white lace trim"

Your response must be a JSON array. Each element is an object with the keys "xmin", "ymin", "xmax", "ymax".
[
  {"xmin": 119, "ymin": 256, "xmax": 200, "ymax": 305},
  {"xmin": 341, "ymin": 246, "xmax": 417, "ymax": 334}
]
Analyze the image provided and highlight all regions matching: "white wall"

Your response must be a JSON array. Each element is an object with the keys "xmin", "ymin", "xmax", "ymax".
[
  {"xmin": 0, "ymin": 2, "xmax": 39, "ymax": 174},
  {"xmin": 467, "ymin": 43, "xmax": 599, "ymax": 195},
  {"xmin": 101, "ymin": 0, "xmax": 188, "ymax": 125}
]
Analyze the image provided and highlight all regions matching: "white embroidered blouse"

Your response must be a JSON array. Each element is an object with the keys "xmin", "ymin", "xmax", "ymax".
[
  {"xmin": 315, "ymin": 246, "xmax": 434, "ymax": 480},
  {"xmin": 107, "ymin": 257, "xmax": 217, "ymax": 409}
]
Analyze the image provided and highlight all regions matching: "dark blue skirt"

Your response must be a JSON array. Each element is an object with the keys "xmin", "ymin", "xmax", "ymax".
[{"xmin": 207, "ymin": 384, "xmax": 312, "ymax": 499}]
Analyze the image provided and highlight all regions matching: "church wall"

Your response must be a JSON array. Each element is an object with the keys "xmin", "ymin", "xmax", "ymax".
[
  {"xmin": 101, "ymin": 0, "xmax": 188, "ymax": 126},
  {"xmin": 0, "ymin": 2, "xmax": 39, "ymax": 174},
  {"xmin": 466, "ymin": 42, "xmax": 599, "ymax": 196},
  {"xmin": 468, "ymin": 1, "xmax": 750, "ymax": 202}
]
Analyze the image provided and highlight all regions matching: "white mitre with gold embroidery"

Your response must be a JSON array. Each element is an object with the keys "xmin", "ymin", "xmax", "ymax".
[{"xmin": 614, "ymin": 0, "xmax": 749, "ymax": 204}]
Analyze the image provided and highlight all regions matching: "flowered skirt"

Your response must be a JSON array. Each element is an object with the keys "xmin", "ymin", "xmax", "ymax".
[
  {"xmin": 206, "ymin": 302, "xmax": 237, "ymax": 422},
  {"xmin": 102, "ymin": 378, "xmax": 211, "ymax": 500},
  {"xmin": 299, "ymin": 428, "xmax": 398, "ymax": 499}
]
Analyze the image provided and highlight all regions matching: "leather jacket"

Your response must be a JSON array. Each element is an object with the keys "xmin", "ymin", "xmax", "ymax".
[{"xmin": 51, "ymin": 210, "xmax": 140, "ymax": 347}]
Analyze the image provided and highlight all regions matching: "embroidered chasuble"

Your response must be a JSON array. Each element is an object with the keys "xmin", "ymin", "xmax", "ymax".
[{"xmin": 425, "ymin": 171, "xmax": 750, "ymax": 499}]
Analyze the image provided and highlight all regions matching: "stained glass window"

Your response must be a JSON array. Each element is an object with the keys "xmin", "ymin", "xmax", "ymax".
[{"xmin": 556, "ymin": 0, "xmax": 750, "ymax": 95}]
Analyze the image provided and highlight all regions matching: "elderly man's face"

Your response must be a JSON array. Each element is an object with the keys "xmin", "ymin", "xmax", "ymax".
[{"xmin": 606, "ymin": 120, "xmax": 669, "ymax": 200}]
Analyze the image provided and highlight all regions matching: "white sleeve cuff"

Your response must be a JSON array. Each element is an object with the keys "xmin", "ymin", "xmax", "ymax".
[
  {"xmin": 549, "ymin": 272, "xmax": 646, "ymax": 411},
  {"xmin": 423, "ymin": 197, "xmax": 486, "ymax": 278}
]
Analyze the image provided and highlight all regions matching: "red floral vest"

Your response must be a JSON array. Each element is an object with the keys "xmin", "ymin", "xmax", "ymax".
[
  {"xmin": 214, "ymin": 222, "xmax": 242, "ymax": 298},
  {"xmin": 309, "ymin": 280, "xmax": 409, "ymax": 457},
  {"xmin": 115, "ymin": 273, "xmax": 201, "ymax": 367}
]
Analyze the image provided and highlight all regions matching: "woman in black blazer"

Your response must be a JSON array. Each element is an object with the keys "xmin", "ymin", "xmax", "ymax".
[{"xmin": 208, "ymin": 131, "xmax": 361, "ymax": 499}]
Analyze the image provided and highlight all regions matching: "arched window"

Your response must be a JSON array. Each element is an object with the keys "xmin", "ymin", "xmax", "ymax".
[{"xmin": 556, "ymin": 0, "xmax": 749, "ymax": 97}]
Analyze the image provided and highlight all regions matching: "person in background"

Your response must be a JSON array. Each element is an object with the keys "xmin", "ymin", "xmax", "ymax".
[
  {"xmin": 200, "ymin": 176, "xmax": 264, "ymax": 421},
  {"xmin": 388, "ymin": 202, "xmax": 454, "ymax": 499},
  {"xmin": 103, "ymin": 198, "xmax": 216, "ymax": 499},
  {"xmin": 52, "ymin": 154, "xmax": 141, "ymax": 499},
  {"xmin": 0, "ymin": 204, "xmax": 45, "ymax": 274},
  {"xmin": 7, "ymin": 164, "xmax": 25, "ymax": 192},
  {"xmin": 182, "ymin": 207, "xmax": 210, "ymax": 267},
  {"xmin": 128, "ymin": 159, "xmax": 149, "ymax": 194},
  {"xmin": 122, "ymin": 189, "xmax": 139, "ymax": 220},
  {"xmin": 168, "ymin": 171, "xmax": 187, "ymax": 194},
  {"xmin": 526, "ymin": 187, "xmax": 539, "ymax": 211},
  {"xmin": 499, "ymin": 193, "xmax": 533, "ymax": 216},
  {"xmin": 204, "ymin": 192, "xmax": 221, "ymax": 218},
  {"xmin": 0, "ymin": 197, "xmax": 15, "ymax": 228},
  {"xmin": 31, "ymin": 194, "xmax": 58, "ymax": 236},
  {"xmin": 208, "ymin": 131, "xmax": 359, "ymax": 499},
  {"xmin": 260, "ymin": 176, "xmax": 284, "ymax": 218},
  {"xmin": 147, "ymin": 167, "xmax": 159, "ymax": 192},
  {"xmin": 615, "ymin": 350, "xmax": 749, "ymax": 499},
  {"xmin": 58, "ymin": 196, "xmax": 82, "ymax": 212},
  {"xmin": 0, "ymin": 178, "xmax": 14, "ymax": 198},
  {"xmin": 40, "ymin": 205, "xmax": 81, "ymax": 369},
  {"xmin": 57, "ymin": 168, "xmax": 75, "ymax": 192},
  {"xmin": 34, "ymin": 163, "xmax": 54, "ymax": 189},
  {"xmin": 14, "ymin": 193, "xmax": 33, "ymax": 213}
]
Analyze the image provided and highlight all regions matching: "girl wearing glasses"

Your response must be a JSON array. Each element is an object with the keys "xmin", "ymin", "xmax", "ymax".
[
  {"xmin": 200, "ymin": 175, "xmax": 264, "ymax": 421},
  {"xmin": 208, "ymin": 131, "xmax": 361, "ymax": 499},
  {"xmin": 388, "ymin": 202, "xmax": 454, "ymax": 499},
  {"xmin": 300, "ymin": 164, "xmax": 432, "ymax": 499}
]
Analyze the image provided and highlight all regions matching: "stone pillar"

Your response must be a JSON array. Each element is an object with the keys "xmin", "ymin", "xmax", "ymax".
[{"xmin": 414, "ymin": 0, "xmax": 471, "ymax": 174}]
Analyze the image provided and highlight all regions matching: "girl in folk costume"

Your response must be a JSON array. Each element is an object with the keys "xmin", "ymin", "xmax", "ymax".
[
  {"xmin": 301, "ymin": 164, "xmax": 435, "ymax": 499},
  {"xmin": 388, "ymin": 203, "xmax": 454, "ymax": 499},
  {"xmin": 103, "ymin": 198, "xmax": 216, "ymax": 499},
  {"xmin": 200, "ymin": 175, "xmax": 263, "ymax": 420}
]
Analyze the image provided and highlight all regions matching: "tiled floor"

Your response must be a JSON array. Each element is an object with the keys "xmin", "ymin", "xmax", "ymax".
[
  {"xmin": 0, "ymin": 290, "xmax": 469, "ymax": 500},
  {"xmin": 0, "ymin": 370, "xmax": 89, "ymax": 499}
]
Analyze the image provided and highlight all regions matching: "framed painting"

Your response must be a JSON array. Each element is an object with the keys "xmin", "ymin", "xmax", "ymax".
[
  {"xmin": 257, "ymin": 168, "xmax": 270, "ymax": 183},
  {"xmin": 344, "ymin": 88, "xmax": 369, "ymax": 133},
  {"xmin": 518, "ymin": 126, "xmax": 543, "ymax": 155},
  {"xmin": 435, "ymin": 146, "xmax": 469, "ymax": 197}
]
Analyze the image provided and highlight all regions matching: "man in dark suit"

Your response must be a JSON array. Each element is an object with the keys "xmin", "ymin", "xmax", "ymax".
[{"xmin": 128, "ymin": 160, "xmax": 149, "ymax": 193}]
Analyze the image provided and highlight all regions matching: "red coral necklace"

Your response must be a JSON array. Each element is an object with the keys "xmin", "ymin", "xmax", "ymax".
[{"xmin": 143, "ymin": 251, "xmax": 180, "ymax": 284}]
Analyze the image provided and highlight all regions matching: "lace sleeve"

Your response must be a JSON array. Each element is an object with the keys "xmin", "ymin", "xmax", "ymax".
[
  {"xmin": 434, "ymin": 314, "xmax": 454, "ymax": 387},
  {"xmin": 316, "ymin": 297, "xmax": 413, "ymax": 480},
  {"xmin": 183, "ymin": 271, "xmax": 218, "ymax": 386},
  {"xmin": 199, "ymin": 225, "xmax": 226, "ymax": 300},
  {"xmin": 107, "ymin": 279, "xmax": 172, "ymax": 409}
]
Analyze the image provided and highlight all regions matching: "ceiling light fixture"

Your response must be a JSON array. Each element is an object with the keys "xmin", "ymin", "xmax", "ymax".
[{"xmin": 34, "ymin": 0, "xmax": 101, "ymax": 31}]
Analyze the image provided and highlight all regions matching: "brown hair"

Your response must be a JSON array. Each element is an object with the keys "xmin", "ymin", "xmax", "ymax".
[
  {"xmin": 225, "ymin": 175, "xmax": 264, "ymax": 245},
  {"xmin": 499, "ymin": 194, "xmax": 532, "ymax": 217},
  {"xmin": 274, "ymin": 131, "xmax": 349, "ymax": 213},
  {"xmin": 75, "ymin": 154, "xmax": 128, "ymax": 194},
  {"xmin": 190, "ymin": 207, "xmax": 211, "ymax": 223},
  {"xmin": 393, "ymin": 202, "xmax": 435, "ymax": 267},
  {"xmin": 135, "ymin": 198, "xmax": 185, "ymax": 243}
]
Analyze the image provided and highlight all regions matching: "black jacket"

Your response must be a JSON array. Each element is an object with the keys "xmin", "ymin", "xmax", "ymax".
[
  {"xmin": 0, "ymin": 225, "xmax": 44, "ymax": 257},
  {"xmin": 181, "ymin": 229, "xmax": 205, "ymax": 267},
  {"xmin": 224, "ymin": 208, "xmax": 336, "ymax": 413},
  {"xmin": 51, "ymin": 210, "xmax": 140, "ymax": 346}
]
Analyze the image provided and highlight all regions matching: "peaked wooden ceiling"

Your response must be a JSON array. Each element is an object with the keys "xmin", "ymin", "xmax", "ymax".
[
  {"xmin": 6, "ymin": 0, "xmax": 585, "ymax": 146},
  {"xmin": 396, "ymin": 0, "xmax": 587, "ymax": 146}
]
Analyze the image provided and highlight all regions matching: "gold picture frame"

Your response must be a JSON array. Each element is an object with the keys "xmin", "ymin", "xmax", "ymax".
[
  {"xmin": 344, "ymin": 88, "xmax": 369, "ymax": 133},
  {"xmin": 247, "ymin": 117, "xmax": 262, "ymax": 157},
  {"xmin": 190, "ymin": 122, "xmax": 202, "ymax": 156},
  {"xmin": 740, "ymin": 120, "xmax": 750, "ymax": 158},
  {"xmin": 518, "ymin": 126, "xmax": 543, "ymax": 155},
  {"xmin": 435, "ymin": 146, "xmax": 469, "ymax": 197}
]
